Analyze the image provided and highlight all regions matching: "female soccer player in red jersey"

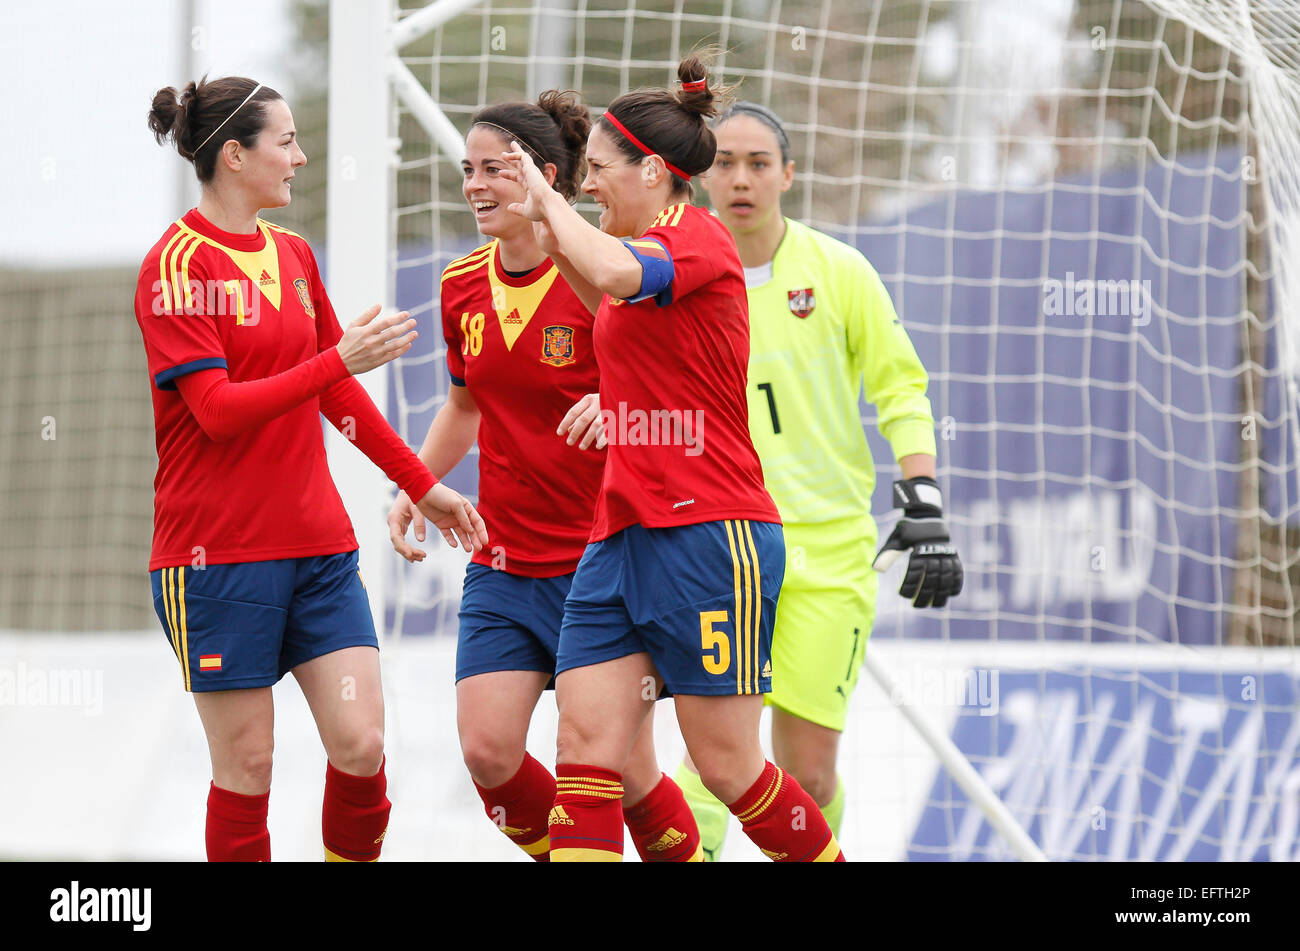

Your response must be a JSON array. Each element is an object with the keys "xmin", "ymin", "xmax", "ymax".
[
  {"xmin": 137, "ymin": 76, "xmax": 486, "ymax": 862},
  {"xmin": 386, "ymin": 91, "xmax": 702, "ymax": 861},
  {"xmin": 500, "ymin": 53, "xmax": 845, "ymax": 861}
]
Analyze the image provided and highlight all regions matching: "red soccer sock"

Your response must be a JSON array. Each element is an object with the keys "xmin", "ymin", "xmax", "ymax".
[
  {"xmin": 623, "ymin": 772, "xmax": 704, "ymax": 862},
  {"xmin": 472, "ymin": 753, "xmax": 556, "ymax": 862},
  {"xmin": 729, "ymin": 761, "xmax": 845, "ymax": 862},
  {"xmin": 550, "ymin": 764, "xmax": 625, "ymax": 862},
  {"xmin": 206, "ymin": 782, "xmax": 270, "ymax": 862},
  {"xmin": 322, "ymin": 756, "xmax": 391, "ymax": 862}
]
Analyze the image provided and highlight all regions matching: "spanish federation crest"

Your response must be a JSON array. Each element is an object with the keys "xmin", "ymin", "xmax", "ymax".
[
  {"xmin": 788, "ymin": 287, "xmax": 815, "ymax": 318},
  {"xmin": 293, "ymin": 278, "xmax": 316, "ymax": 318},
  {"xmin": 540, "ymin": 325, "xmax": 576, "ymax": 367}
]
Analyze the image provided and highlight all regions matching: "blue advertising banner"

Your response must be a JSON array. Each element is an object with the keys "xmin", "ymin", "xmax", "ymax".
[{"xmin": 908, "ymin": 666, "xmax": 1300, "ymax": 861}]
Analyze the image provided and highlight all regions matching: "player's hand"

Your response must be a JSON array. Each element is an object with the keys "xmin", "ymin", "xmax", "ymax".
[
  {"xmin": 387, "ymin": 490, "xmax": 427, "ymax": 563},
  {"xmin": 557, "ymin": 393, "xmax": 606, "ymax": 450},
  {"xmin": 336, "ymin": 305, "xmax": 417, "ymax": 375},
  {"xmin": 413, "ymin": 483, "xmax": 489, "ymax": 553},
  {"xmin": 499, "ymin": 142, "xmax": 555, "ymax": 222},
  {"xmin": 533, "ymin": 218, "xmax": 561, "ymax": 257},
  {"xmin": 872, "ymin": 477, "xmax": 963, "ymax": 608}
]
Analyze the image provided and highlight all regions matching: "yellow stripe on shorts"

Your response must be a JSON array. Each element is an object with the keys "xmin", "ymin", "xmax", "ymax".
[
  {"xmin": 177, "ymin": 567, "xmax": 191, "ymax": 691},
  {"xmin": 723, "ymin": 520, "xmax": 744, "ymax": 694},
  {"xmin": 741, "ymin": 521, "xmax": 762, "ymax": 694}
]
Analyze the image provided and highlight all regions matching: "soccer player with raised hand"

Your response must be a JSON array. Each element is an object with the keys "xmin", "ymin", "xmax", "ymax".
[
  {"xmin": 386, "ymin": 92, "xmax": 702, "ymax": 862},
  {"xmin": 136, "ymin": 75, "xmax": 486, "ymax": 861},
  {"xmin": 500, "ymin": 52, "xmax": 844, "ymax": 862},
  {"xmin": 674, "ymin": 102, "xmax": 962, "ymax": 857}
]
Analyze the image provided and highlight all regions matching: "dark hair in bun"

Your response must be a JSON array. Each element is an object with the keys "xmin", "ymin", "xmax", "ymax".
[
  {"xmin": 600, "ymin": 48, "xmax": 735, "ymax": 198},
  {"xmin": 149, "ymin": 75, "xmax": 282, "ymax": 183},
  {"xmin": 471, "ymin": 90, "xmax": 592, "ymax": 201}
]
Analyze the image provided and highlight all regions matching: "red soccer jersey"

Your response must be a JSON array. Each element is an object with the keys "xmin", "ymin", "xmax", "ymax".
[
  {"xmin": 589, "ymin": 202, "xmax": 780, "ymax": 541},
  {"xmin": 134, "ymin": 209, "xmax": 430, "ymax": 570},
  {"xmin": 441, "ymin": 241, "xmax": 604, "ymax": 576}
]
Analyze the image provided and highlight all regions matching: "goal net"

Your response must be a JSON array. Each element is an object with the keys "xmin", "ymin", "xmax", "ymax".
[{"xmin": 376, "ymin": 0, "xmax": 1300, "ymax": 860}]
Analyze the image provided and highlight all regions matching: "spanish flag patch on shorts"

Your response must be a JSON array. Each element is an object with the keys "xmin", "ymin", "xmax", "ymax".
[{"xmin": 199, "ymin": 654, "xmax": 223, "ymax": 672}]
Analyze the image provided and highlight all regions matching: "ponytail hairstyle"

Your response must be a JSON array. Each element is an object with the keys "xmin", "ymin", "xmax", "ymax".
[
  {"xmin": 148, "ymin": 75, "xmax": 282, "ymax": 184},
  {"xmin": 471, "ymin": 90, "xmax": 592, "ymax": 201},
  {"xmin": 599, "ymin": 48, "xmax": 736, "ymax": 198}
]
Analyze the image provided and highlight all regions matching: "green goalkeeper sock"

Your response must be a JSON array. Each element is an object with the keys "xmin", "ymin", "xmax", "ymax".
[
  {"xmin": 673, "ymin": 762, "xmax": 730, "ymax": 861},
  {"xmin": 821, "ymin": 776, "xmax": 845, "ymax": 837}
]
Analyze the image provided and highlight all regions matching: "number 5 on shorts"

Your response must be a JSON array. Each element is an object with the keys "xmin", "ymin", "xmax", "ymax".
[{"xmin": 699, "ymin": 610, "xmax": 731, "ymax": 675}]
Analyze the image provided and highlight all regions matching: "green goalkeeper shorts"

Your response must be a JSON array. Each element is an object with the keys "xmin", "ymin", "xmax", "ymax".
[{"xmin": 764, "ymin": 516, "xmax": 878, "ymax": 732}]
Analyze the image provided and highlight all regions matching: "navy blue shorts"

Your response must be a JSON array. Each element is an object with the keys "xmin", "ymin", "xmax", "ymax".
[
  {"xmin": 556, "ymin": 520, "xmax": 784, "ymax": 696},
  {"xmin": 455, "ymin": 562, "xmax": 574, "ymax": 683},
  {"xmin": 149, "ymin": 550, "xmax": 377, "ymax": 693}
]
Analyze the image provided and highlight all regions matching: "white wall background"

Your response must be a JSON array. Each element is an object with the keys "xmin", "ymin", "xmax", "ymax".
[{"xmin": 0, "ymin": 0, "xmax": 294, "ymax": 267}]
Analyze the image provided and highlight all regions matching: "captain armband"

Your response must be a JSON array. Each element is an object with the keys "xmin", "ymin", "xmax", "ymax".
[{"xmin": 620, "ymin": 238, "xmax": 675, "ymax": 305}]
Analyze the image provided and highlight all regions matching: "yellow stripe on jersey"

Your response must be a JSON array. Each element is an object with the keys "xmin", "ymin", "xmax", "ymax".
[
  {"xmin": 441, "ymin": 243, "xmax": 494, "ymax": 282},
  {"xmin": 167, "ymin": 234, "xmax": 198, "ymax": 314},
  {"xmin": 445, "ymin": 242, "xmax": 493, "ymax": 270},
  {"xmin": 158, "ymin": 228, "xmax": 189, "ymax": 312},
  {"xmin": 740, "ymin": 520, "xmax": 762, "ymax": 694},
  {"xmin": 261, "ymin": 219, "xmax": 306, "ymax": 243},
  {"xmin": 441, "ymin": 255, "xmax": 492, "ymax": 283},
  {"xmin": 179, "ymin": 234, "xmax": 204, "ymax": 310},
  {"xmin": 650, "ymin": 203, "xmax": 685, "ymax": 229}
]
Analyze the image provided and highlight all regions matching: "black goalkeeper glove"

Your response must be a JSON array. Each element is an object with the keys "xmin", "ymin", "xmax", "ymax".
[{"xmin": 872, "ymin": 476, "xmax": 963, "ymax": 608}]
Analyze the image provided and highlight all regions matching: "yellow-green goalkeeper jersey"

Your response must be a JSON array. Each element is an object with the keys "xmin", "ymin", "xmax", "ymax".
[{"xmin": 744, "ymin": 218, "xmax": 936, "ymax": 525}]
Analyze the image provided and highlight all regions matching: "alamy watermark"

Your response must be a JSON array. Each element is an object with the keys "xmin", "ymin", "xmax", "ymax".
[
  {"xmin": 149, "ymin": 278, "xmax": 262, "ymax": 325},
  {"xmin": 0, "ymin": 663, "xmax": 103, "ymax": 716},
  {"xmin": 598, "ymin": 402, "xmax": 705, "ymax": 457},
  {"xmin": 1042, "ymin": 272, "xmax": 1151, "ymax": 326},
  {"xmin": 890, "ymin": 666, "xmax": 1000, "ymax": 716}
]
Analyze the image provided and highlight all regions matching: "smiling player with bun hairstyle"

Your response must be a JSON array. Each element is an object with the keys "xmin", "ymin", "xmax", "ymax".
[
  {"xmin": 386, "ymin": 90, "xmax": 702, "ymax": 862},
  {"xmin": 137, "ymin": 75, "xmax": 486, "ymax": 862},
  {"xmin": 500, "ymin": 52, "xmax": 845, "ymax": 862}
]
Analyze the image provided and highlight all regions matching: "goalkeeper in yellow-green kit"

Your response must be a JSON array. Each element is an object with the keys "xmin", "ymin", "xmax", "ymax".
[{"xmin": 675, "ymin": 102, "xmax": 963, "ymax": 858}]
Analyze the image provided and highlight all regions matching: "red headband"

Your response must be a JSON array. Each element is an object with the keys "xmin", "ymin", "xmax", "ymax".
[
  {"xmin": 682, "ymin": 78, "xmax": 707, "ymax": 92},
  {"xmin": 603, "ymin": 111, "xmax": 692, "ymax": 182}
]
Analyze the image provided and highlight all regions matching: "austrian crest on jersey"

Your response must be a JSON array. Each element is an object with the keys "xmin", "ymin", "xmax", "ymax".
[{"xmin": 788, "ymin": 287, "xmax": 816, "ymax": 318}]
